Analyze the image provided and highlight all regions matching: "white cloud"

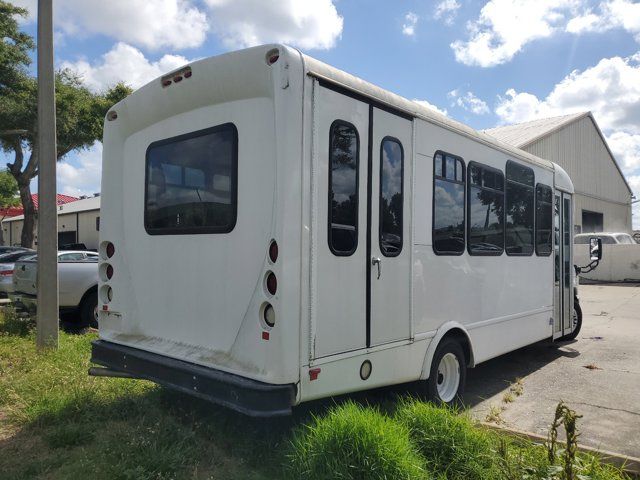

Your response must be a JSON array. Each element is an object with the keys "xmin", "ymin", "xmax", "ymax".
[
  {"xmin": 567, "ymin": 0, "xmax": 640, "ymax": 41},
  {"xmin": 493, "ymin": 52, "xmax": 640, "ymax": 225},
  {"xmin": 434, "ymin": 0, "xmax": 461, "ymax": 25},
  {"xmin": 61, "ymin": 43, "xmax": 191, "ymax": 92},
  {"xmin": 204, "ymin": 0, "xmax": 343, "ymax": 50},
  {"xmin": 412, "ymin": 99, "xmax": 449, "ymax": 117},
  {"xmin": 448, "ymin": 89, "xmax": 490, "ymax": 115},
  {"xmin": 608, "ymin": 131, "xmax": 640, "ymax": 171},
  {"xmin": 495, "ymin": 54, "xmax": 640, "ymax": 130},
  {"xmin": 402, "ymin": 12, "xmax": 419, "ymax": 36},
  {"xmin": 57, "ymin": 143, "xmax": 102, "ymax": 197},
  {"xmin": 12, "ymin": 0, "xmax": 208, "ymax": 51},
  {"xmin": 451, "ymin": 0, "xmax": 581, "ymax": 67}
]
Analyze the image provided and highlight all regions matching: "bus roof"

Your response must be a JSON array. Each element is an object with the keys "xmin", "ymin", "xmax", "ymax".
[{"xmin": 299, "ymin": 48, "xmax": 557, "ymax": 173}]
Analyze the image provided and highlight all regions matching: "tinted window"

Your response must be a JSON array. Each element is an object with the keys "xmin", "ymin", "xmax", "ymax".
[
  {"xmin": 329, "ymin": 121, "xmax": 359, "ymax": 255},
  {"xmin": 468, "ymin": 163, "xmax": 504, "ymax": 255},
  {"xmin": 0, "ymin": 251, "xmax": 34, "ymax": 262},
  {"xmin": 379, "ymin": 138, "xmax": 403, "ymax": 256},
  {"xmin": 599, "ymin": 235, "xmax": 616, "ymax": 244},
  {"xmin": 505, "ymin": 161, "xmax": 534, "ymax": 255},
  {"xmin": 535, "ymin": 184, "xmax": 553, "ymax": 256},
  {"xmin": 58, "ymin": 253, "xmax": 85, "ymax": 262},
  {"xmin": 433, "ymin": 152, "xmax": 465, "ymax": 254},
  {"xmin": 84, "ymin": 253, "xmax": 99, "ymax": 262},
  {"xmin": 145, "ymin": 123, "xmax": 238, "ymax": 235},
  {"xmin": 574, "ymin": 235, "xmax": 589, "ymax": 244},
  {"xmin": 616, "ymin": 234, "xmax": 634, "ymax": 244}
]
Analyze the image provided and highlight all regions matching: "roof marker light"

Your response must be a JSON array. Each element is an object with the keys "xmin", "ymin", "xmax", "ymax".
[{"xmin": 266, "ymin": 48, "xmax": 280, "ymax": 65}]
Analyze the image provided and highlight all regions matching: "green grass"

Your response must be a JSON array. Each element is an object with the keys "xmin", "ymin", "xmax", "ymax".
[
  {"xmin": 0, "ymin": 309, "xmax": 630, "ymax": 480},
  {"xmin": 288, "ymin": 401, "xmax": 427, "ymax": 479}
]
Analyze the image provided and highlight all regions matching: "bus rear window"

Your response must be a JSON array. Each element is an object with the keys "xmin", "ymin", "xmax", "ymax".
[{"xmin": 144, "ymin": 123, "xmax": 238, "ymax": 235}]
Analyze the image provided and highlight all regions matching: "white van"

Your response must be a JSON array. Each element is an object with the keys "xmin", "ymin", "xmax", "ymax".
[{"xmin": 91, "ymin": 45, "xmax": 584, "ymax": 416}]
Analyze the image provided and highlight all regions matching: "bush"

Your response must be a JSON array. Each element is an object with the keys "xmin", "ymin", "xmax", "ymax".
[
  {"xmin": 395, "ymin": 400, "xmax": 500, "ymax": 480},
  {"xmin": 288, "ymin": 401, "xmax": 427, "ymax": 480}
]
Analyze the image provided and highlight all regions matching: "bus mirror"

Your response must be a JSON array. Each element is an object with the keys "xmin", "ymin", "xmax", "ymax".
[{"xmin": 590, "ymin": 237, "xmax": 602, "ymax": 261}]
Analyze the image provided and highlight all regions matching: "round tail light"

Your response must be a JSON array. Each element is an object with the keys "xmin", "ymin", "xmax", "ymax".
[
  {"xmin": 266, "ymin": 272, "xmax": 277, "ymax": 295},
  {"xmin": 106, "ymin": 242, "xmax": 115, "ymax": 258},
  {"xmin": 106, "ymin": 264, "xmax": 114, "ymax": 280},
  {"xmin": 263, "ymin": 303, "xmax": 275, "ymax": 327},
  {"xmin": 269, "ymin": 240, "xmax": 278, "ymax": 263}
]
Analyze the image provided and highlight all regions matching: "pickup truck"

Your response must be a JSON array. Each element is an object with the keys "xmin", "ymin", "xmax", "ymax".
[{"xmin": 11, "ymin": 251, "xmax": 99, "ymax": 327}]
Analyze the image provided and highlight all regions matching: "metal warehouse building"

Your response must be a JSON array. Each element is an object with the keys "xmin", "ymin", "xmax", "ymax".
[
  {"xmin": 1, "ymin": 195, "xmax": 101, "ymax": 249},
  {"xmin": 485, "ymin": 112, "xmax": 633, "ymax": 233}
]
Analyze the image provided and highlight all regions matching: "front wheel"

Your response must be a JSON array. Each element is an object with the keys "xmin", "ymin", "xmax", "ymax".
[
  {"xmin": 423, "ymin": 338, "xmax": 467, "ymax": 405},
  {"xmin": 560, "ymin": 300, "xmax": 582, "ymax": 341}
]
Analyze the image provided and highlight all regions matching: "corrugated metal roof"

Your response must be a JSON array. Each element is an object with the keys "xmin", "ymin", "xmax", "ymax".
[
  {"xmin": 485, "ymin": 112, "xmax": 633, "ymax": 197},
  {"xmin": 483, "ymin": 112, "xmax": 588, "ymax": 147}
]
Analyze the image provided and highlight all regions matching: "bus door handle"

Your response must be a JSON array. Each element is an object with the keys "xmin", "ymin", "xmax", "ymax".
[{"xmin": 371, "ymin": 257, "xmax": 382, "ymax": 279}]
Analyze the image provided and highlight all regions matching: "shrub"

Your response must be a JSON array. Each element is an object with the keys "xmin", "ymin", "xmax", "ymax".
[
  {"xmin": 395, "ymin": 400, "xmax": 500, "ymax": 480},
  {"xmin": 288, "ymin": 401, "xmax": 427, "ymax": 480}
]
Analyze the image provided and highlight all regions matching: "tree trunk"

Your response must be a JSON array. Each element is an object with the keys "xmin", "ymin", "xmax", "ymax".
[{"xmin": 18, "ymin": 181, "xmax": 35, "ymax": 248}]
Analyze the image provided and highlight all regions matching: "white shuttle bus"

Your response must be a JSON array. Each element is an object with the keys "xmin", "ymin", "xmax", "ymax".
[{"xmin": 91, "ymin": 45, "xmax": 593, "ymax": 416}]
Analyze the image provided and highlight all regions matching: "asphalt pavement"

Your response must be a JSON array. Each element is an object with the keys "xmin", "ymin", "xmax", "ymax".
[{"xmin": 465, "ymin": 283, "xmax": 640, "ymax": 458}]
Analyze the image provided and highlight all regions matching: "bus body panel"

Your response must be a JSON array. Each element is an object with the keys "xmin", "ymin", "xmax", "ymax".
[
  {"xmin": 95, "ymin": 44, "xmax": 576, "ymax": 415},
  {"xmin": 99, "ymin": 45, "xmax": 305, "ymax": 386}
]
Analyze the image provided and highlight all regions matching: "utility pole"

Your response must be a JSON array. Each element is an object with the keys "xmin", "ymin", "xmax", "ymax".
[{"xmin": 36, "ymin": 0, "xmax": 58, "ymax": 349}]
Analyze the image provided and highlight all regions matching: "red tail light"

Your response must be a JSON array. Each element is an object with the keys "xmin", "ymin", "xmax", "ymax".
[
  {"xmin": 106, "ymin": 264, "xmax": 114, "ymax": 280},
  {"xmin": 106, "ymin": 242, "xmax": 115, "ymax": 258},
  {"xmin": 266, "ymin": 272, "xmax": 277, "ymax": 295},
  {"xmin": 269, "ymin": 240, "xmax": 278, "ymax": 263}
]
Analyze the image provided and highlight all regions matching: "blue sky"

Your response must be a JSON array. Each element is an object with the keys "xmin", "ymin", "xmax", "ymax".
[{"xmin": 7, "ymin": 0, "xmax": 640, "ymax": 225}]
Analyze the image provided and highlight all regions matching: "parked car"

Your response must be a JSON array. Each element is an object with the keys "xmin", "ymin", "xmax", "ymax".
[
  {"xmin": 60, "ymin": 243, "xmax": 89, "ymax": 251},
  {"xmin": 0, "ymin": 246, "xmax": 31, "ymax": 255},
  {"xmin": 11, "ymin": 251, "xmax": 99, "ymax": 327},
  {"xmin": 574, "ymin": 232, "xmax": 635, "ymax": 245},
  {"xmin": 0, "ymin": 249, "xmax": 36, "ymax": 298}
]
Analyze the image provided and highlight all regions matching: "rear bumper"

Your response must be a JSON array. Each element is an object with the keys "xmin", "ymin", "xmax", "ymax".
[
  {"xmin": 9, "ymin": 292, "xmax": 37, "ymax": 312},
  {"xmin": 90, "ymin": 340, "xmax": 297, "ymax": 417}
]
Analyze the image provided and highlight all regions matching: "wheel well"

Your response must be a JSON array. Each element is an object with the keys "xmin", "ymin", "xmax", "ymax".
[
  {"xmin": 441, "ymin": 329, "xmax": 473, "ymax": 367},
  {"xmin": 79, "ymin": 285, "xmax": 98, "ymax": 308}
]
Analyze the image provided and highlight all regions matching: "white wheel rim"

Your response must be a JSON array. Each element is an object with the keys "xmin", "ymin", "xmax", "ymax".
[
  {"xmin": 436, "ymin": 353, "xmax": 460, "ymax": 402},
  {"xmin": 94, "ymin": 305, "xmax": 99, "ymax": 324}
]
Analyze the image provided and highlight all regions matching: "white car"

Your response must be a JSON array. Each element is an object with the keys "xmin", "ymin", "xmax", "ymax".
[
  {"xmin": 0, "ymin": 249, "xmax": 36, "ymax": 298},
  {"xmin": 574, "ymin": 232, "xmax": 635, "ymax": 245},
  {"xmin": 11, "ymin": 251, "xmax": 99, "ymax": 327}
]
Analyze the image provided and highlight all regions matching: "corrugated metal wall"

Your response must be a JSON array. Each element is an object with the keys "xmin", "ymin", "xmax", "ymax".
[{"xmin": 523, "ymin": 116, "xmax": 632, "ymax": 232}]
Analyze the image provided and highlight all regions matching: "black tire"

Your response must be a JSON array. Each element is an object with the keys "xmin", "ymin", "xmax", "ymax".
[
  {"xmin": 423, "ymin": 337, "xmax": 467, "ymax": 405},
  {"xmin": 79, "ymin": 291, "xmax": 98, "ymax": 328},
  {"xmin": 560, "ymin": 300, "xmax": 582, "ymax": 341}
]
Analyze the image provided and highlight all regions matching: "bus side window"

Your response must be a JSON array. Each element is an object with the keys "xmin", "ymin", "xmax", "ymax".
[
  {"xmin": 467, "ymin": 163, "xmax": 504, "ymax": 255},
  {"xmin": 433, "ymin": 152, "xmax": 465, "ymax": 255},
  {"xmin": 505, "ymin": 161, "xmax": 535, "ymax": 256},
  {"xmin": 379, "ymin": 138, "xmax": 403, "ymax": 257},
  {"xmin": 328, "ymin": 121, "xmax": 360, "ymax": 256},
  {"xmin": 535, "ymin": 184, "xmax": 553, "ymax": 256}
]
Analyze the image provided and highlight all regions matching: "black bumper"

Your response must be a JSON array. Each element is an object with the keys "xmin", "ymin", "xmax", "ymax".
[{"xmin": 90, "ymin": 340, "xmax": 297, "ymax": 417}]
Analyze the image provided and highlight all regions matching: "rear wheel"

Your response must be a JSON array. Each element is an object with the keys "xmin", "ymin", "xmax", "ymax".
[
  {"xmin": 79, "ymin": 291, "xmax": 98, "ymax": 328},
  {"xmin": 423, "ymin": 338, "xmax": 467, "ymax": 405}
]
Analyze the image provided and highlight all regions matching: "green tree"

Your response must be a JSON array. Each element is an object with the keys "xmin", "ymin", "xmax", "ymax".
[
  {"xmin": 0, "ymin": 168, "xmax": 18, "ymax": 244},
  {"xmin": 0, "ymin": 1, "xmax": 33, "ymax": 93},
  {"xmin": 0, "ymin": 2, "xmax": 132, "ymax": 247}
]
